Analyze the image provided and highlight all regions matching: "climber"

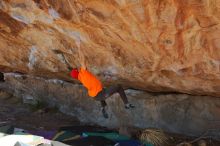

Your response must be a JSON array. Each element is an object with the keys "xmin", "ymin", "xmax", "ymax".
[
  {"xmin": 53, "ymin": 47, "xmax": 134, "ymax": 118},
  {"xmin": 0, "ymin": 72, "xmax": 5, "ymax": 82},
  {"xmin": 70, "ymin": 51, "xmax": 134, "ymax": 118},
  {"xmin": 70, "ymin": 67, "xmax": 135, "ymax": 118}
]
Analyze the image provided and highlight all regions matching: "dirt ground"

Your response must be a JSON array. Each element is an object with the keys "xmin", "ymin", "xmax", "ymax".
[
  {"xmin": 0, "ymin": 90, "xmax": 219, "ymax": 146},
  {"xmin": 0, "ymin": 90, "xmax": 80, "ymax": 131}
]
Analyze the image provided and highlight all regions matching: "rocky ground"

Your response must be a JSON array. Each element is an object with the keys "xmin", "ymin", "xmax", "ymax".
[
  {"xmin": 0, "ymin": 90, "xmax": 79, "ymax": 131},
  {"xmin": 0, "ymin": 90, "xmax": 219, "ymax": 146}
]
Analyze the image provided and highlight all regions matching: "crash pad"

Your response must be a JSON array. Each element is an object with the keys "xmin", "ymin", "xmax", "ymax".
[
  {"xmin": 0, "ymin": 134, "xmax": 44, "ymax": 146},
  {"xmin": 28, "ymin": 130, "xmax": 56, "ymax": 140},
  {"xmin": 62, "ymin": 136, "xmax": 117, "ymax": 146},
  {"xmin": 59, "ymin": 125, "xmax": 113, "ymax": 134},
  {"xmin": 52, "ymin": 130, "xmax": 80, "ymax": 142},
  {"xmin": 82, "ymin": 132, "xmax": 130, "ymax": 141}
]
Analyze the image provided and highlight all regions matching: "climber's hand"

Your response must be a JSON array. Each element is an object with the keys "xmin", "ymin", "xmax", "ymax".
[{"xmin": 67, "ymin": 66, "xmax": 73, "ymax": 71}]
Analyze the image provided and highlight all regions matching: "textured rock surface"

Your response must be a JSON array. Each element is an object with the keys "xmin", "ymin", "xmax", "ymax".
[
  {"xmin": 1, "ymin": 73, "xmax": 220, "ymax": 138},
  {"xmin": 0, "ymin": 0, "xmax": 220, "ymax": 96}
]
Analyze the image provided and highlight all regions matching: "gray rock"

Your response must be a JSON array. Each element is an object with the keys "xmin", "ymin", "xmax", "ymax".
[{"xmin": 1, "ymin": 73, "xmax": 220, "ymax": 138}]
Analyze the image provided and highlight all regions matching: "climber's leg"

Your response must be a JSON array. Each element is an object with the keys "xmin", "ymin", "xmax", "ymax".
[
  {"xmin": 0, "ymin": 72, "xmax": 5, "ymax": 82},
  {"xmin": 95, "ymin": 85, "xmax": 135, "ymax": 109}
]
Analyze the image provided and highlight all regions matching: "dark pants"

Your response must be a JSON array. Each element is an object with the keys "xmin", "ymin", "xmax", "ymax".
[
  {"xmin": 94, "ymin": 85, "xmax": 128, "ymax": 108},
  {"xmin": 0, "ymin": 72, "xmax": 4, "ymax": 82}
]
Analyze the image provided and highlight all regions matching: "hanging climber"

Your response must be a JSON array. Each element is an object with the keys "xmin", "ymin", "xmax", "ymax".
[
  {"xmin": 53, "ymin": 48, "xmax": 135, "ymax": 119},
  {"xmin": 70, "ymin": 67, "xmax": 135, "ymax": 118}
]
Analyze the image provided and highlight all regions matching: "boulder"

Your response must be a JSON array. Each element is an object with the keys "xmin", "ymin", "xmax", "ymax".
[{"xmin": 0, "ymin": 0, "xmax": 220, "ymax": 96}]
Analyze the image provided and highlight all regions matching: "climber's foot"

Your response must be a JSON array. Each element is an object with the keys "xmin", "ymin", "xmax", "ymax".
[{"xmin": 125, "ymin": 103, "xmax": 135, "ymax": 109}]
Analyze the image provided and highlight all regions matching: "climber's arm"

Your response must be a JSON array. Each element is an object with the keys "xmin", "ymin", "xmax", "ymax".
[
  {"xmin": 62, "ymin": 55, "xmax": 73, "ymax": 71},
  {"xmin": 52, "ymin": 49, "xmax": 73, "ymax": 71},
  {"xmin": 78, "ymin": 48, "xmax": 87, "ymax": 70}
]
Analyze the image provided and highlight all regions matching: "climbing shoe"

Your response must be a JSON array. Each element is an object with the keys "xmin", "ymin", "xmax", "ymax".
[
  {"xmin": 125, "ymin": 103, "xmax": 135, "ymax": 109},
  {"xmin": 101, "ymin": 107, "xmax": 109, "ymax": 119}
]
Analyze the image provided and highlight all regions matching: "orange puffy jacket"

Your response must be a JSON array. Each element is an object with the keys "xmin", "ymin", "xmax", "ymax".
[{"xmin": 78, "ymin": 68, "xmax": 103, "ymax": 97}]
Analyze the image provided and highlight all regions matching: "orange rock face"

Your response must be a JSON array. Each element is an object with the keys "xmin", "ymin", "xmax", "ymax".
[{"xmin": 0, "ymin": 0, "xmax": 220, "ymax": 96}]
